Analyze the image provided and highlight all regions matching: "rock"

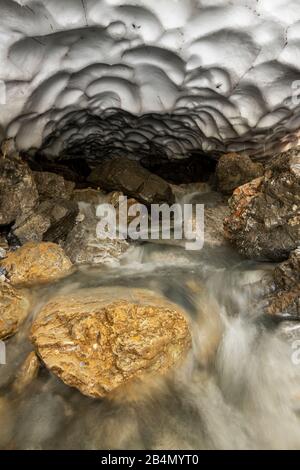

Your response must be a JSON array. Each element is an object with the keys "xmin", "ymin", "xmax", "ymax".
[
  {"xmin": 0, "ymin": 242, "xmax": 73, "ymax": 287},
  {"xmin": 224, "ymin": 149, "xmax": 300, "ymax": 261},
  {"xmin": 12, "ymin": 351, "xmax": 40, "ymax": 394},
  {"xmin": 0, "ymin": 235, "xmax": 8, "ymax": 253},
  {"xmin": 204, "ymin": 203, "xmax": 230, "ymax": 247},
  {"xmin": 1, "ymin": 138, "xmax": 19, "ymax": 159},
  {"xmin": 72, "ymin": 188, "xmax": 105, "ymax": 205},
  {"xmin": 30, "ymin": 287, "xmax": 191, "ymax": 398},
  {"xmin": 107, "ymin": 191, "xmax": 143, "ymax": 228},
  {"xmin": 33, "ymin": 171, "xmax": 75, "ymax": 200},
  {"xmin": 0, "ymin": 282, "xmax": 31, "ymax": 339},
  {"xmin": 0, "ymin": 236, "xmax": 7, "ymax": 260},
  {"xmin": 12, "ymin": 198, "xmax": 78, "ymax": 244},
  {"xmin": 0, "ymin": 156, "xmax": 38, "ymax": 226},
  {"xmin": 88, "ymin": 157, "xmax": 175, "ymax": 205},
  {"xmin": 265, "ymin": 248, "xmax": 300, "ymax": 317},
  {"xmin": 64, "ymin": 203, "xmax": 129, "ymax": 266},
  {"xmin": 188, "ymin": 191, "xmax": 230, "ymax": 248},
  {"xmin": 216, "ymin": 152, "xmax": 263, "ymax": 194}
]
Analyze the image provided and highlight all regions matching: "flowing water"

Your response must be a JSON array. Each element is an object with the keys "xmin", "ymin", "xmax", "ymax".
[{"xmin": 1, "ymin": 192, "xmax": 300, "ymax": 450}]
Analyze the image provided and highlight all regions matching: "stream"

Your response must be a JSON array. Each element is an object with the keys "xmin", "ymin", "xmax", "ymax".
[{"xmin": 1, "ymin": 207, "xmax": 300, "ymax": 450}]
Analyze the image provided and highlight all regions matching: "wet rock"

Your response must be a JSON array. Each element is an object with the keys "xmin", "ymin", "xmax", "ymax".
[
  {"xmin": 0, "ymin": 156, "xmax": 38, "ymax": 226},
  {"xmin": 216, "ymin": 152, "xmax": 263, "ymax": 195},
  {"xmin": 204, "ymin": 203, "xmax": 230, "ymax": 247},
  {"xmin": 224, "ymin": 149, "xmax": 300, "ymax": 261},
  {"xmin": 189, "ymin": 191, "xmax": 230, "ymax": 247},
  {"xmin": 12, "ymin": 351, "xmax": 40, "ymax": 394},
  {"xmin": 0, "ymin": 282, "xmax": 31, "ymax": 339},
  {"xmin": 64, "ymin": 203, "xmax": 129, "ymax": 266},
  {"xmin": 0, "ymin": 242, "xmax": 73, "ymax": 287},
  {"xmin": 265, "ymin": 248, "xmax": 300, "ymax": 317},
  {"xmin": 30, "ymin": 287, "xmax": 191, "ymax": 398},
  {"xmin": 88, "ymin": 157, "xmax": 175, "ymax": 205},
  {"xmin": 12, "ymin": 198, "xmax": 78, "ymax": 244},
  {"xmin": 107, "ymin": 191, "xmax": 142, "ymax": 228},
  {"xmin": 33, "ymin": 171, "xmax": 75, "ymax": 200}
]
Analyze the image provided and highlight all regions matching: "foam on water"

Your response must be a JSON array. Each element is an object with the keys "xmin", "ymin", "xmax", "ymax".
[{"xmin": 0, "ymin": 0, "xmax": 300, "ymax": 159}]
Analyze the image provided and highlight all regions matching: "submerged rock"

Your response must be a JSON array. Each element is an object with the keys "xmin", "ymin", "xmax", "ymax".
[
  {"xmin": 0, "ymin": 283, "xmax": 31, "ymax": 340},
  {"xmin": 88, "ymin": 157, "xmax": 175, "ymax": 205},
  {"xmin": 12, "ymin": 351, "xmax": 40, "ymax": 394},
  {"xmin": 216, "ymin": 152, "xmax": 263, "ymax": 195},
  {"xmin": 265, "ymin": 248, "xmax": 300, "ymax": 317},
  {"xmin": 224, "ymin": 149, "xmax": 300, "ymax": 261},
  {"xmin": 0, "ymin": 156, "xmax": 38, "ymax": 226},
  {"xmin": 33, "ymin": 171, "xmax": 75, "ymax": 200},
  {"xmin": 12, "ymin": 198, "xmax": 78, "ymax": 244},
  {"xmin": 30, "ymin": 287, "xmax": 191, "ymax": 398},
  {"xmin": 0, "ymin": 242, "xmax": 73, "ymax": 287}
]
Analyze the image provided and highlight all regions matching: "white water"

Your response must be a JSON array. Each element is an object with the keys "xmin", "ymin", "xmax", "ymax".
[{"xmin": 0, "ymin": 233, "xmax": 300, "ymax": 450}]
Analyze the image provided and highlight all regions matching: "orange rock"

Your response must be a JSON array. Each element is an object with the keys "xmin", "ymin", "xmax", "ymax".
[
  {"xmin": 1, "ymin": 242, "xmax": 73, "ymax": 287},
  {"xmin": 0, "ymin": 282, "xmax": 31, "ymax": 339},
  {"xmin": 30, "ymin": 287, "xmax": 191, "ymax": 398},
  {"xmin": 12, "ymin": 351, "xmax": 40, "ymax": 394}
]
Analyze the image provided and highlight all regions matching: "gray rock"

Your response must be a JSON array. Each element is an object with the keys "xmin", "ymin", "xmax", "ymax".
[
  {"xmin": 33, "ymin": 171, "xmax": 75, "ymax": 200},
  {"xmin": 64, "ymin": 204, "xmax": 129, "ymax": 266},
  {"xmin": 224, "ymin": 149, "xmax": 300, "ymax": 261},
  {"xmin": 216, "ymin": 152, "xmax": 263, "ymax": 195},
  {"xmin": 265, "ymin": 248, "xmax": 300, "ymax": 317},
  {"xmin": 12, "ymin": 198, "xmax": 78, "ymax": 244},
  {"xmin": 0, "ymin": 157, "xmax": 38, "ymax": 226},
  {"xmin": 88, "ymin": 157, "xmax": 175, "ymax": 205}
]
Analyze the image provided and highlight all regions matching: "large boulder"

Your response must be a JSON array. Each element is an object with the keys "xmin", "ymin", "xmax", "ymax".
[
  {"xmin": 88, "ymin": 157, "xmax": 175, "ymax": 205},
  {"xmin": 12, "ymin": 198, "xmax": 78, "ymax": 244},
  {"xmin": 0, "ymin": 282, "xmax": 31, "ymax": 339},
  {"xmin": 216, "ymin": 152, "xmax": 263, "ymax": 195},
  {"xmin": 224, "ymin": 149, "xmax": 300, "ymax": 261},
  {"xmin": 265, "ymin": 248, "xmax": 300, "ymax": 317},
  {"xmin": 30, "ymin": 287, "xmax": 191, "ymax": 398},
  {"xmin": 0, "ymin": 156, "xmax": 38, "ymax": 226},
  {"xmin": 0, "ymin": 242, "xmax": 73, "ymax": 287}
]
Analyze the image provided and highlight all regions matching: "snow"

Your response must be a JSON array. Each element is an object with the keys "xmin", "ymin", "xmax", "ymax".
[{"xmin": 0, "ymin": 0, "xmax": 299, "ymax": 157}]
